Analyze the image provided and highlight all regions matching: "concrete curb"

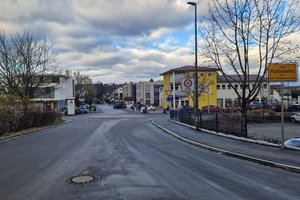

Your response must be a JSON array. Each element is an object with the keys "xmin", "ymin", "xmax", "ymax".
[{"xmin": 152, "ymin": 120, "xmax": 300, "ymax": 174}]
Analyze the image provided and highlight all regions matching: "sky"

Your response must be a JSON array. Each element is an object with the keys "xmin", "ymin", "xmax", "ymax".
[{"xmin": 0, "ymin": 0, "xmax": 299, "ymax": 85}]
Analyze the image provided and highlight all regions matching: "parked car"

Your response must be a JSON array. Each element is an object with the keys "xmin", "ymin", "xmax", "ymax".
[
  {"xmin": 291, "ymin": 113, "xmax": 300, "ymax": 122},
  {"xmin": 113, "ymin": 103, "xmax": 126, "ymax": 109},
  {"xmin": 202, "ymin": 105, "xmax": 222, "ymax": 112},
  {"xmin": 287, "ymin": 104, "xmax": 300, "ymax": 112},
  {"xmin": 134, "ymin": 103, "xmax": 145, "ymax": 110},
  {"xmin": 249, "ymin": 102, "xmax": 274, "ymax": 110},
  {"xmin": 79, "ymin": 105, "xmax": 89, "ymax": 114},
  {"xmin": 180, "ymin": 106, "xmax": 192, "ymax": 112},
  {"xmin": 284, "ymin": 137, "xmax": 300, "ymax": 148},
  {"xmin": 147, "ymin": 105, "xmax": 155, "ymax": 111}
]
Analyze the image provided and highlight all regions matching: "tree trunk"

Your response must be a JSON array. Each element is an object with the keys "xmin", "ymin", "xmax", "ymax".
[{"xmin": 240, "ymin": 111, "xmax": 248, "ymax": 138}]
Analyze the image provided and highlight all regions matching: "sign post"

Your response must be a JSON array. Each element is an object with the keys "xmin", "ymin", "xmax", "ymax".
[
  {"xmin": 268, "ymin": 63, "xmax": 297, "ymax": 148},
  {"xmin": 67, "ymin": 99, "xmax": 75, "ymax": 115}
]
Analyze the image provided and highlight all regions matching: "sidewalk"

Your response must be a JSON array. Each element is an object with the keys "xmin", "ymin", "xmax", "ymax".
[{"xmin": 153, "ymin": 118, "xmax": 300, "ymax": 172}]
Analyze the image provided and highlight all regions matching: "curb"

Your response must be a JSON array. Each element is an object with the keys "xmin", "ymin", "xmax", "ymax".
[{"xmin": 152, "ymin": 120, "xmax": 300, "ymax": 174}]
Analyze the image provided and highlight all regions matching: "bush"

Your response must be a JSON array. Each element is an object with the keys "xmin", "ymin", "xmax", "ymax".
[{"xmin": 0, "ymin": 96, "xmax": 59, "ymax": 136}]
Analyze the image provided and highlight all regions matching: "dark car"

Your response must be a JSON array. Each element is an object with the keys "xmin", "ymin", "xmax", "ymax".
[
  {"xmin": 113, "ymin": 103, "xmax": 126, "ymax": 109},
  {"xmin": 287, "ymin": 104, "xmax": 300, "ymax": 112},
  {"xmin": 79, "ymin": 105, "xmax": 89, "ymax": 114},
  {"xmin": 134, "ymin": 103, "xmax": 145, "ymax": 110}
]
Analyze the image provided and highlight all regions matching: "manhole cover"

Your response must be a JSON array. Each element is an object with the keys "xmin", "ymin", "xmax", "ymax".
[{"xmin": 67, "ymin": 175, "xmax": 99, "ymax": 184}]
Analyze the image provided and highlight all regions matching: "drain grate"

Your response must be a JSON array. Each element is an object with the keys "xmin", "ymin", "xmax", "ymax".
[{"xmin": 67, "ymin": 175, "xmax": 99, "ymax": 184}]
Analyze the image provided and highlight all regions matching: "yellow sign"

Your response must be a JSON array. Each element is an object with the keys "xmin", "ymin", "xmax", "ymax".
[{"xmin": 268, "ymin": 64, "xmax": 297, "ymax": 81}]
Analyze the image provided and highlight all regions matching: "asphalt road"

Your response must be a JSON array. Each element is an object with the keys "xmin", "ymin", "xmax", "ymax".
[{"xmin": 0, "ymin": 104, "xmax": 300, "ymax": 200}]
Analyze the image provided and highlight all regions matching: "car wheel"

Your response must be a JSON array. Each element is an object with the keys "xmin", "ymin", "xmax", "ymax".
[{"xmin": 291, "ymin": 118, "xmax": 296, "ymax": 123}]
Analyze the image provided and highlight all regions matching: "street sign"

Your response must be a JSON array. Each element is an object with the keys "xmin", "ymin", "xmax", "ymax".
[
  {"xmin": 67, "ymin": 99, "xmax": 75, "ymax": 115},
  {"xmin": 165, "ymin": 90, "xmax": 172, "ymax": 96},
  {"xmin": 183, "ymin": 79, "xmax": 193, "ymax": 88},
  {"xmin": 166, "ymin": 97, "xmax": 172, "ymax": 102},
  {"xmin": 268, "ymin": 63, "xmax": 297, "ymax": 81},
  {"xmin": 181, "ymin": 78, "xmax": 194, "ymax": 91}
]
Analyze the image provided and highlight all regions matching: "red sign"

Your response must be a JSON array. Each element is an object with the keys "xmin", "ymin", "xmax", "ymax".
[
  {"xmin": 165, "ymin": 90, "xmax": 172, "ymax": 96},
  {"xmin": 184, "ymin": 79, "xmax": 193, "ymax": 88}
]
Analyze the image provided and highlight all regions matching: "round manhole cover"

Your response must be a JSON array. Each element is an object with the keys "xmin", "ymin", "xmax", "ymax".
[{"xmin": 67, "ymin": 175, "xmax": 99, "ymax": 184}]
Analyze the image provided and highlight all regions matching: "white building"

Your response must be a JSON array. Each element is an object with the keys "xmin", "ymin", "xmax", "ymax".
[
  {"xmin": 216, "ymin": 75, "xmax": 270, "ymax": 108},
  {"xmin": 32, "ymin": 75, "xmax": 76, "ymax": 112},
  {"xmin": 136, "ymin": 79, "xmax": 163, "ymax": 106}
]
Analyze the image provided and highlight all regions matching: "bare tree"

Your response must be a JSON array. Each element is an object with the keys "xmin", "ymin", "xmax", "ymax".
[
  {"xmin": 0, "ymin": 30, "xmax": 58, "ymax": 107},
  {"xmin": 199, "ymin": 0, "xmax": 300, "ymax": 136}
]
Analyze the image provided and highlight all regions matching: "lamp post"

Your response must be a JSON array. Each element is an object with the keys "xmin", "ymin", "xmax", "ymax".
[{"xmin": 187, "ymin": 1, "xmax": 199, "ymax": 130}]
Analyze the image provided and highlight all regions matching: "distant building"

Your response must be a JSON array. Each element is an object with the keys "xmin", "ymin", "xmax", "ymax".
[
  {"xmin": 136, "ymin": 79, "xmax": 163, "ymax": 106},
  {"xmin": 122, "ymin": 82, "xmax": 136, "ymax": 101}
]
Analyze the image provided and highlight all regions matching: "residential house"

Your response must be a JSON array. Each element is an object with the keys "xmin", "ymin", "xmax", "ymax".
[
  {"xmin": 122, "ymin": 82, "xmax": 136, "ymax": 106},
  {"xmin": 160, "ymin": 65, "xmax": 219, "ymax": 109}
]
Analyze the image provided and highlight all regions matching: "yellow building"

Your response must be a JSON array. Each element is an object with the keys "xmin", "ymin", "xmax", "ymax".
[{"xmin": 160, "ymin": 65, "xmax": 219, "ymax": 109}]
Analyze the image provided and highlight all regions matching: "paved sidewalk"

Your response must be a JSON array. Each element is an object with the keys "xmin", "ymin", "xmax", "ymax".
[{"xmin": 153, "ymin": 118, "xmax": 300, "ymax": 170}]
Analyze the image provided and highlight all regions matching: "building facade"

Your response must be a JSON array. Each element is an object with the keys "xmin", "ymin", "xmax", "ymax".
[
  {"xmin": 32, "ymin": 75, "xmax": 76, "ymax": 112},
  {"xmin": 216, "ymin": 75, "xmax": 270, "ymax": 108},
  {"xmin": 160, "ymin": 65, "xmax": 219, "ymax": 109},
  {"xmin": 136, "ymin": 79, "xmax": 162, "ymax": 106}
]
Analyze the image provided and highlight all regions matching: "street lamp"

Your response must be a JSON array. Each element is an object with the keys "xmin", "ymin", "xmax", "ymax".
[{"xmin": 187, "ymin": 1, "xmax": 199, "ymax": 130}]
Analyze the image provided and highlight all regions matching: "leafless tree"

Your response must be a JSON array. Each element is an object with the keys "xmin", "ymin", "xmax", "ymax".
[
  {"xmin": 0, "ymin": 30, "xmax": 59, "ymax": 107},
  {"xmin": 199, "ymin": 0, "xmax": 300, "ymax": 136}
]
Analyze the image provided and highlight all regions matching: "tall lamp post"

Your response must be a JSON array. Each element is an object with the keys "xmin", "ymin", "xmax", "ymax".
[{"xmin": 187, "ymin": 1, "xmax": 199, "ymax": 130}]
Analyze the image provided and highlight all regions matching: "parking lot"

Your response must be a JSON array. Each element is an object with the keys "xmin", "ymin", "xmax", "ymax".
[{"xmin": 248, "ymin": 122, "xmax": 300, "ymax": 142}]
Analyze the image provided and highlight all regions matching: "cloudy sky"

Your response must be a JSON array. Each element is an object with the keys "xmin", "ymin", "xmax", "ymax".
[{"xmin": 0, "ymin": 0, "xmax": 299, "ymax": 84}]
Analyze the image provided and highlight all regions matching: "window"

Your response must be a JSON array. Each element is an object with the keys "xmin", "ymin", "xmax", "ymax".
[
  {"xmin": 200, "ymin": 72, "xmax": 204, "ymax": 78},
  {"xmin": 217, "ymin": 85, "xmax": 220, "ymax": 90},
  {"xmin": 263, "ymin": 84, "xmax": 267, "ymax": 89},
  {"xmin": 145, "ymin": 84, "xmax": 150, "ymax": 91},
  {"xmin": 235, "ymin": 84, "xmax": 238, "ymax": 89},
  {"xmin": 208, "ymin": 72, "xmax": 212, "ymax": 77},
  {"xmin": 33, "ymin": 87, "xmax": 55, "ymax": 98},
  {"xmin": 145, "ymin": 92, "xmax": 150, "ymax": 99},
  {"xmin": 227, "ymin": 85, "xmax": 231, "ymax": 90},
  {"xmin": 222, "ymin": 85, "xmax": 226, "ymax": 90}
]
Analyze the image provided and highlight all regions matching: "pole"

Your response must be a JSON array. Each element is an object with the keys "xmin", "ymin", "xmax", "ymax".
[
  {"xmin": 173, "ymin": 72, "xmax": 176, "ymax": 109},
  {"xmin": 187, "ymin": 2, "xmax": 198, "ymax": 130},
  {"xmin": 281, "ymin": 81, "xmax": 285, "ymax": 148}
]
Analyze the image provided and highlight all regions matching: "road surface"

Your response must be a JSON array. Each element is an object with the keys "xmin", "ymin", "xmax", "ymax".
[{"xmin": 0, "ymin": 104, "xmax": 299, "ymax": 199}]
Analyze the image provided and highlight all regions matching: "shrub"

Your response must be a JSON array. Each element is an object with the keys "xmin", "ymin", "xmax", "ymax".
[{"xmin": 0, "ymin": 96, "xmax": 59, "ymax": 136}]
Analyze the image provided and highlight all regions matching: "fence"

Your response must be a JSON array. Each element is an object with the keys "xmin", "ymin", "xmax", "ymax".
[{"xmin": 170, "ymin": 110, "xmax": 244, "ymax": 137}]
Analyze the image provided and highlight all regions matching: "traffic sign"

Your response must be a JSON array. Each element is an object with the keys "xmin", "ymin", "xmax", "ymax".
[
  {"xmin": 166, "ymin": 97, "xmax": 172, "ymax": 102},
  {"xmin": 181, "ymin": 78, "xmax": 194, "ymax": 91},
  {"xmin": 165, "ymin": 90, "xmax": 172, "ymax": 96},
  {"xmin": 268, "ymin": 63, "xmax": 297, "ymax": 81},
  {"xmin": 184, "ymin": 79, "xmax": 193, "ymax": 88}
]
